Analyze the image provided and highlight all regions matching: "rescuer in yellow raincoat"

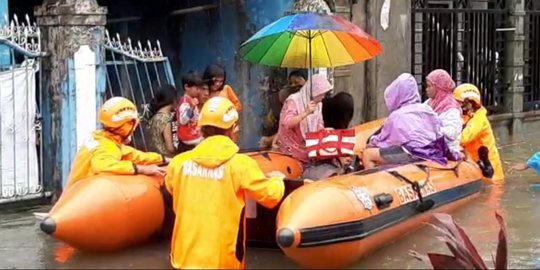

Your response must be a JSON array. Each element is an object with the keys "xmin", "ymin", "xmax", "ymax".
[
  {"xmin": 165, "ymin": 96, "xmax": 286, "ymax": 269},
  {"xmin": 65, "ymin": 97, "xmax": 169, "ymax": 189},
  {"xmin": 453, "ymin": 83, "xmax": 504, "ymax": 182}
]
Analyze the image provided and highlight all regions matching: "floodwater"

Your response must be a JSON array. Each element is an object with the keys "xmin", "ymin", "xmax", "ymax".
[{"xmin": 2, "ymin": 136, "xmax": 540, "ymax": 269}]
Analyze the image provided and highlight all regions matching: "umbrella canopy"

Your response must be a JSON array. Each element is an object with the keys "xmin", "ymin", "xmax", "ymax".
[{"xmin": 238, "ymin": 12, "xmax": 382, "ymax": 69}]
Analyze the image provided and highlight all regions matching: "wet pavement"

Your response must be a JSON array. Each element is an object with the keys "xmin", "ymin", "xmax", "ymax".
[{"xmin": 2, "ymin": 135, "xmax": 540, "ymax": 269}]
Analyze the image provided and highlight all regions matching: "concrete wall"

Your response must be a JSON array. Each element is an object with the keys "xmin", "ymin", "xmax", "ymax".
[
  {"xmin": 322, "ymin": 0, "xmax": 411, "ymax": 125},
  {"xmin": 491, "ymin": 112, "xmax": 540, "ymax": 144},
  {"xmin": 344, "ymin": 0, "xmax": 411, "ymax": 122},
  {"xmin": 331, "ymin": 0, "xmax": 367, "ymax": 125}
]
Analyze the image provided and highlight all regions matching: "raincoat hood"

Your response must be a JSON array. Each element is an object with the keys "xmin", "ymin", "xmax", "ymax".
[
  {"xmin": 370, "ymin": 73, "xmax": 451, "ymax": 165},
  {"xmin": 384, "ymin": 73, "xmax": 421, "ymax": 113},
  {"xmin": 191, "ymin": 135, "xmax": 239, "ymax": 168},
  {"xmin": 287, "ymin": 73, "xmax": 332, "ymax": 138},
  {"xmin": 426, "ymin": 69, "xmax": 460, "ymax": 114}
]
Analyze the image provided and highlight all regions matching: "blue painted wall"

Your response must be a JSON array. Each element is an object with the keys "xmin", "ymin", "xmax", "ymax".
[
  {"xmin": 179, "ymin": 0, "xmax": 294, "ymax": 148},
  {"xmin": 62, "ymin": 59, "xmax": 77, "ymax": 187},
  {"xmin": 0, "ymin": 0, "xmax": 10, "ymax": 65}
]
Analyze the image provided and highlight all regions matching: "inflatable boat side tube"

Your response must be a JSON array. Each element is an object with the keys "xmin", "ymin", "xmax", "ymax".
[{"xmin": 278, "ymin": 179, "xmax": 482, "ymax": 248}]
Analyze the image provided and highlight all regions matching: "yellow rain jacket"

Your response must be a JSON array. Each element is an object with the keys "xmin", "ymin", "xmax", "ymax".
[
  {"xmin": 461, "ymin": 107, "xmax": 504, "ymax": 182},
  {"xmin": 165, "ymin": 135, "xmax": 285, "ymax": 269},
  {"xmin": 65, "ymin": 130, "xmax": 165, "ymax": 189}
]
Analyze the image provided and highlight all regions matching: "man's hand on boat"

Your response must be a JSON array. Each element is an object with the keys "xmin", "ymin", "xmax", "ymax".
[
  {"xmin": 137, "ymin": 164, "xmax": 167, "ymax": 176},
  {"xmin": 266, "ymin": 171, "xmax": 313, "ymax": 184}
]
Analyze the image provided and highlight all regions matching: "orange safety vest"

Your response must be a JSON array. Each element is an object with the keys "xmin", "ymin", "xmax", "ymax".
[
  {"xmin": 461, "ymin": 107, "xmax": 504, "ymax": 182},
  {"xmin": 65, "ymin": 130, "xmax": 164, "ymax": 189},
  {"xmin": 165, "ymin": 135, "xmax": 285, "ymax": 269}
]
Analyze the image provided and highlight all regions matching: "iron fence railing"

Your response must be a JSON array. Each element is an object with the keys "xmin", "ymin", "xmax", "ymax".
[
  {"xmin": 524, "ymin": 0, "xmax": 540, "ymax": 111},
  {"xmin": 411, "ymin": 0, "xmax": 508, "ymax": 113},
  {"xmin": 102, "ymin": 31, "xmax": 175, "ymax": 151}
]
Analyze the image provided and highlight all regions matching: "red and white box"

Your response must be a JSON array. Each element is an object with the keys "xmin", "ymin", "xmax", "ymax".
[{"xmin": 305, "ymin": 128, "xmax": 356, "ymax": 160}]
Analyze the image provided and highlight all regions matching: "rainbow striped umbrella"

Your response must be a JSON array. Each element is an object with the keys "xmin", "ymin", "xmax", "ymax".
[{"xmin": 238, "ymin": 12, "xmax": 382, "ymax": 68}]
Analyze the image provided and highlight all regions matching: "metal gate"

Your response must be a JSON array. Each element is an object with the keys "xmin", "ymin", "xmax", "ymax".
[
  {"xmin": 0, "ymin": 14, "xmax": 49, "ymax": 204},
  {"xmin": 411, "ymin": 0, "xmax": 508, "ymax": 113},
  {"xmin": 102, "ymin": 31, "xmax": 175, "ymax": 151},
  {"xmin": 524, "ymin": 0, "xmax": 540, "ymax": 111}
]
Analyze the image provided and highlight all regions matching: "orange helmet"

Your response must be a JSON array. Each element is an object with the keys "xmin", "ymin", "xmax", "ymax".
[
  {"xmin": 98, "ymin": 97, "xmax": 139, "ymax": 136},
  {"xmin": 453, "ymin": 83, "xmax": 482, "ymax": 107},
  {"xmin": 198, "ymin": 96, "xmax": 239, "ymax": 129}
]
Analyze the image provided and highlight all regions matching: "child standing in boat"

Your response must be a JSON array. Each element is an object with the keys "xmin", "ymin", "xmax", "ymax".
[
  {"xmin": 204, "ymin": 64, "xmax": 243, "ymax": 111},
  {"xmin": 176, "ymin": 71, "xmax": 204, "ymax": 152},
  {"xmin": 203, "ymin": 64, "xmax": 242, "ymax": 142},
  {"xmin": 197, "ymin": 81, "xmax": 211, "ymax": 112}
]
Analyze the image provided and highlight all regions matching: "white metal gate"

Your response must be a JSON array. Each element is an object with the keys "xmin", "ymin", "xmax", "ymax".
[{"xmin": 0, "ymin": 14, "xmax": 49, "ymax": 204}]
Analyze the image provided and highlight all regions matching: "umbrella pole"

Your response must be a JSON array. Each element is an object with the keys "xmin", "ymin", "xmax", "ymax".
[
  {"xmin": 309, "ymin": 30, "xmax": 313, "ymax": 100},
  {"xmin": 308, "ymin": 30, "xmax": 313, "ymax": 133}
]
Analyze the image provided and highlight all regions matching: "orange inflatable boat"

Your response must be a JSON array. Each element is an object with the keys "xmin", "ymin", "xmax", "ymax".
[
  {"xmin": 275, "ymin": 159, "xmax": 483, "ymax": 269},
  {"xmin": 39, "ymin": 174, "xmax": 165, "ymax": 252},
  {"xmin": 272, "ymin": 119, "xmax": 486, "ymax": 268},
  {"xmin": 38, "ymin": 152, "xmax": 306, "ymax": 252}
]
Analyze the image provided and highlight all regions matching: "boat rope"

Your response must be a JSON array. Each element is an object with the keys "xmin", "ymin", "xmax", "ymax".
[
  {"xmin": 415, "ymin": 161, "xmax": 463, "ymax": 178},
  {"xmin": 387, "ymin": 170, "xmax": 428, "ymax": 203},
  {"xmin": 387, "ymin": 170, "xmax": 435, "ymax": 212}
]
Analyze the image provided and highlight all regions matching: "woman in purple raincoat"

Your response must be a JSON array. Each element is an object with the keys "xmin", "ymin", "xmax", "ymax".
[{"xmin": 362, "ymin": 73, "xmax": 451, "ymax": 169}]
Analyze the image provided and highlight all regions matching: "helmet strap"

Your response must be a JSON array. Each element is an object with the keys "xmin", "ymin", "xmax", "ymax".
[{"xmin": 104, "ymin": 119, "xmax": 137, "ymax": 143}]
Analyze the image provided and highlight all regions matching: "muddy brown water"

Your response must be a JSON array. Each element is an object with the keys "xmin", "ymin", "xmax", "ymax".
[{"xmin": 1, "ymin": 137, "xmax": 540, "ymax": 269}]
